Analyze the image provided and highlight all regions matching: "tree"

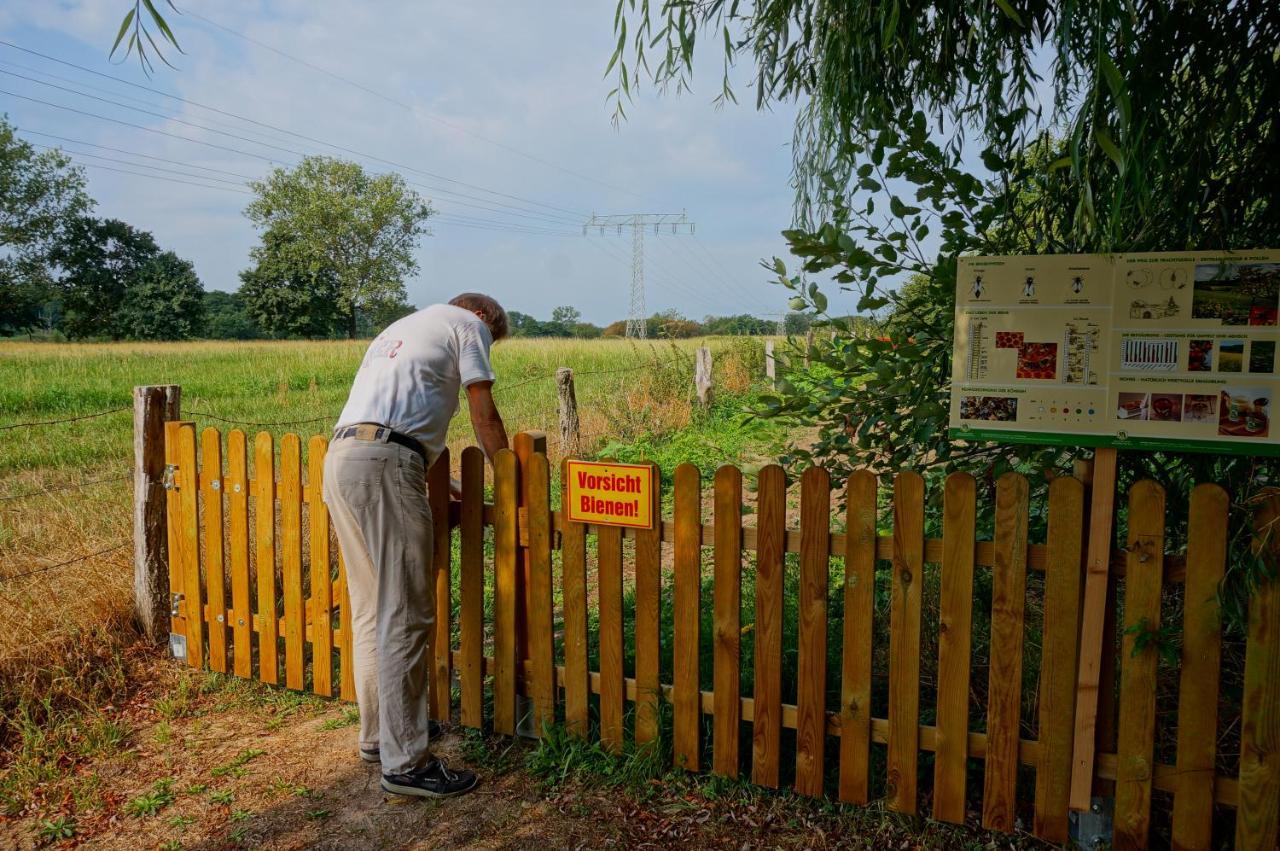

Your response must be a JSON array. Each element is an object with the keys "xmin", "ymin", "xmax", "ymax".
[
  {"xmin": 51, "ymin": 217, "xmax": 160, "ymax": 340},
  {"xmin": 204, "ymin": 290, "xmax": 262, "ymax": 340},
  {"xmin": 244, "ymin": 156, "xmax": 433, "ymax": 339},
  {"xmin": 550, "ymin": 305, "xmax": 582, "ymax": 336},
  {"xmin": 239, "ymin": 228, "xmax": 343, "ymax": 339},
  {"xmin": 0, "ymin": 118, "xmax": 93, "ymax": 335},
  {"xmin": 115, "ymin": 251, "xmax": 206, "ymax": 340}
]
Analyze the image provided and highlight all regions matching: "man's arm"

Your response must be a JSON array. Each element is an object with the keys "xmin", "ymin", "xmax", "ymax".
[{"xmin": 466, "ymin": 380, "xmax": 509, "ymax": 462}]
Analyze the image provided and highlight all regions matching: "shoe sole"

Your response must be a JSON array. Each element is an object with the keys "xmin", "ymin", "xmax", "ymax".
[
  {"xmin": 360, "ymin": 750, "xmax": 380, "ymax": 763},
  {"xmin": 380, "ymin": 777, "xmax": 479, "ymax": 799}
]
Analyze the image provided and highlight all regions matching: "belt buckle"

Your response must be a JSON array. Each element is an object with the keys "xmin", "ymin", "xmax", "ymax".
[{"xmin": 353, "ymin": 424, "xmax": 386, "ymax": 442}]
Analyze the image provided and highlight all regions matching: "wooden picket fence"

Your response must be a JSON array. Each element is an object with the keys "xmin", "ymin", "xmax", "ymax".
[{"xmin": 162, "ymin": 420, "xmax": 1280, "ymax": 849}]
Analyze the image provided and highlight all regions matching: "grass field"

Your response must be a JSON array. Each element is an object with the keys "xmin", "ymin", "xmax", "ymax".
[{"xmin": 0, "ymin": 336, "xmax": 777, "ymax": 790}]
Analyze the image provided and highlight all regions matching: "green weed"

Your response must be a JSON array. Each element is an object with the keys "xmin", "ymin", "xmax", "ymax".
[
  {"xmin": 37, "ymin": 815, "xmax": 76, "ymax": 842},
  {"xmin": 211, "ymin": 748, "xmax": 265, "ymax": 779},
  {"xmin": 124, "ymin": 778, "xmax": 176, "ymax": 817}
]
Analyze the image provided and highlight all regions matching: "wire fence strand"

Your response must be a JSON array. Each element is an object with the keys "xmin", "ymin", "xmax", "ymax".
[
  {"xmin": 0, "ymin": 473, "xmax": 131, "ymax": 503},
  {"xmin": 0, "ymin": 542, "xmax": 130, "ymax": 585},
  {"xmin": 0, "ymin": 405, "xmax": 131, "ymax": 431}
]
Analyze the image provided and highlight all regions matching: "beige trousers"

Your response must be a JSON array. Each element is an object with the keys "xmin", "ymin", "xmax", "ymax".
[{"xmin": 322, "ymin": 434, "xmax": 434, "ymax": 774}]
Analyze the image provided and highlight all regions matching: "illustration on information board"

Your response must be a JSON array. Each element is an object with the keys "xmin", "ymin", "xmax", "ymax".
[{"xmin": 950, "ymin": 251, "xmax": 1280, "ymax": 455}]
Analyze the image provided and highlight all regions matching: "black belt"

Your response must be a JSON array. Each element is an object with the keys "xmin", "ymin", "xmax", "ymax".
[{"xmin": 333, "ymin": 424, "xmax": 427, "ymax": 464}]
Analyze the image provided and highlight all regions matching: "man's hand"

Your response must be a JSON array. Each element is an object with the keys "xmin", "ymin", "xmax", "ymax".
[
  {"xmin": 449, "ymin": 477, "xmax": 463, "ymax": 501},
  {"xmin": 466, "ymin": 380, "xmax": 509, "ymax": 462}
]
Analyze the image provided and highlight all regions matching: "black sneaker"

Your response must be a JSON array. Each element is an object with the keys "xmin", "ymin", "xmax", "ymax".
[
  {"xmin": 358, "ymin": 720, "xmax": 445, "ymax": 763},
  {"xmin": 381, "ymin": 759, "xmax": 478, "ymax": 799}
]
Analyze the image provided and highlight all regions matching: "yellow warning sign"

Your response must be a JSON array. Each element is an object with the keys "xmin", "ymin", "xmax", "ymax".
[{"xmin": 564, "ymin": 460, "xmax": 655, "ymax": 529}]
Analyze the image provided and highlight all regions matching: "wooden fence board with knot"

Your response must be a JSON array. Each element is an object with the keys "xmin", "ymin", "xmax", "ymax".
[{"xmin": 163, "ymin": 421, "xmax": 1280, "ymax": 848}]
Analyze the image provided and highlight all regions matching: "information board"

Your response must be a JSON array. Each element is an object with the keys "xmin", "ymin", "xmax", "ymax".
[
  {"xmin": 563, "ymin": 460, "xmax": 656, "ymax": 529},
  {"xmin": 949, "ymin": 250, "xmax": 1280, "ymax": 455}
]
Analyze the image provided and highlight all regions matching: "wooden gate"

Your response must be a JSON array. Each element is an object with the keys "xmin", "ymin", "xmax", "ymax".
[{"xmin": 163, "ymin": 420, "xmax": 1280, "ymax": 848}]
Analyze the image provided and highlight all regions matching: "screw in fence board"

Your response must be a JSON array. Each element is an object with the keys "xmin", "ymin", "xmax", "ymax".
[
  {"xmin": 555, "ymin": 368, "xmax": 580, "ymax": 455},
  {"xmin": 764, "ymin": 340, "xmax": 776, "ymax": 388},
  {"xmin": 695, "ymin": 346, "xmax": 713, "ymax": 408},
  {"xmin": 134, "ymin": 384, "xmax": 180, "ymax": 642}
]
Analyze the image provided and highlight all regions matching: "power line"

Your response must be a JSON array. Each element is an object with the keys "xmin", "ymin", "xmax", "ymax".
[
  {"xmin": 18, "ymin": 127, "xmax": 260, "ymax": 180},
  {"xmin": 177, "ymin": 9, "xmax": 641, "ymax": 199},
  {"xmin": 79, "ymin": 161, "xmax": 254, "ymax": 194},
  {"xmin": 0, "ymin": 41, "xmax": 591, "ymax": 220},
  {"xmin": 27, "ymin": 141, "xmax": 250, "ymax": 187}
]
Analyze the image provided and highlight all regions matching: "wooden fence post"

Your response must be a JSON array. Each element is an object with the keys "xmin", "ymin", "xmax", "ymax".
[
  {"xmin": 133, "ymin": 384, "xmax": 180, "ymax": 642},
  {"xmin": 556, "ymin": 368, "xmax": 580, "ymax": 455},
  {"xmin": 764, "ymin": 340, "xmax": 776, "ymax": 387},
  {"xmin": 804, "ymin": 328, "xmax": 814, "ymax": 368},
  {"xmin": 512, "ymin": 430, "xmax": 546, "ymax": 737},
  {"xmin": 695, "ymin": 347, "xmax": 713, "ymax": 407}
]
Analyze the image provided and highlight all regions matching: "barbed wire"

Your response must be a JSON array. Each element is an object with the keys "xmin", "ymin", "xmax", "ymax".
[
  {"xmin": 0, "ymin": 405, "xmax": 131, "ymax": 432},
  {"xmin": 0, "ymin": 542, "xmax": 129, "ymax": 585},
  {"xmin": 184, "ymin": 410, "xmax": 336, "ymax": 428},
  {"xmin": 0, "ymin": 473, "xmax": 130, "ymax": 503}
]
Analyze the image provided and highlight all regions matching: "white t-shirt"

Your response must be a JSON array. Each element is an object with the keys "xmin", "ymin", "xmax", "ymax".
[{"xmin": 336, "ymin": 304, "xmax": 496, "ymax": 463}]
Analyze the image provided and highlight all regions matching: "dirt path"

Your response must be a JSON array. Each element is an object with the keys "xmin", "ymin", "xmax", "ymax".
[{"xmin": 2, "ymin": 657, "xmax": 1039, "ymax": 850}]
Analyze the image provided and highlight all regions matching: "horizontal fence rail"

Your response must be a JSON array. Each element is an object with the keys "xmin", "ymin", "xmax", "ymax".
[{"xmin": 163, "ymin": 422, "xmax": 1280, "ymax": 849}]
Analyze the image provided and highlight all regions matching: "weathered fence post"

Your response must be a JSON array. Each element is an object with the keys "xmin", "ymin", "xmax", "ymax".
[
  {"xmin": 764, "ymin": 340, "xmax": 776, "ymax": 387},
  {"xmin": 695, "ymin": 346, "xmax": 713, "ymax": 407},
  {"xmin": 556, "ymin": 368, "xmax": 580, "ymax": 455},
  {"xmin": 512, "ymin": 430, "xmax": 547, "ymax": 737},
  {"xmin": 804, "ymin": 328, "xmax": 814, "ymax": 368},
  {"xmin": 133, "ymin": 384, "xmax": 180, "ymax": 642}
]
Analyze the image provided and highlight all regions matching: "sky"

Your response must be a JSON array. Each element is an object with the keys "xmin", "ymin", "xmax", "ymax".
[{"xmin": 0, "ymin": 1, "xmax": 807, "ymax": 325}]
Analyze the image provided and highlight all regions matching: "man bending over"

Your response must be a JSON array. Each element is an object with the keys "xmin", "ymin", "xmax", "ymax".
[{"xmin": 324, "ymin": 293, "xmax": 509, "ymax": 799}]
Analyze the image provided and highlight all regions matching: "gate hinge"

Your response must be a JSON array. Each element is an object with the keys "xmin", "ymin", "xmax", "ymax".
[
  {"xmin": 170, "ymin": 591, "xmax": 184, "ymax": 618},
  {"xmin": 163, "ymin": 464, "xmax": 178, "ymax": 491}
]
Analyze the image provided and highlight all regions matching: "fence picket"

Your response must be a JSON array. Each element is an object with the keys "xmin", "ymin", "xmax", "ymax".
[
  {"xmin": 164, "ymin": 421, "xmax": 186, "ymax": 645},
  {"xmin": 254, "ymin": 432, "xmax": 278, "ymax": 685},
  {"xmin": 1236, "ymin": 489, "xmax": 1280, "ymax": 850},
  {"xmin": 226, "ymin": 430, "xmax": 252, "ymax": 679},
  {"xmin": 427, "ymin": 450, "xmax": 451, "ymax": 721},
  {"xmin": 1034, "ymin": 475, "xmax": 1085, "ymax": 842},
  {"xmin": 175, "ymin": 422, "xmax": 203, "ymax": 669},
  {"xmin": 839, "ymin": 469, "xmax": 876, "ymax": 804},
  {"xmin": 634, "ymin": 461, "xmax": 663, "ymax": 746},
  {"xmin": 713, "ymin": 465, "xmax": 743, "ymax": 777},
  {"xmin": 934, "ymin": 472, "xmax": 976, "ymax": 823},
  {"xmin": 492, "ymin": 448, "xmax": 518, "ymax": 735},
  {"xmin": 795, "ymin": 466, "xmax": 831, "ymax": 798},
  {"xmin": 1115, "ymin": 480, "xmax": 1166, "ymax": 850},
  {"xmin": 337, "ymin": 552, "xmax": 355, "ymax": 701},
  {"xmin": 752, "ymin": 464, "xmax": 786, "ymax": 788},
  {"xmin": 527, "ymin": 452, "xmax": 555, "ymax": 736},
  {"xmin": 598, "ymin": 515, "xmax": 625, "ymax": 752},
  {"xmin": 1171, "ymin": 483, "xmax": 1227, "ymax": 850},
  {"xmin": 560, "ymin": 458, "xmax": 589, "ymax": 738},
  {"xmin": 673, "ymin": 462, "xmax": 702, "ymax": 770},
  {"xmin": 280, "ymin": 434, "xmax": 305, "ymax": 691},
  {"xmin": 308, "ymin": 437, "xmax": 333, "ymax": 698},
  {"xmin": 887, "ymin": 471, "xmax": 925, "ymax": 814},
  {"xmin": 459, "ymin": 447, "xmax": 485, "ymax": 729},
  {"xmin": 200, "ymin": 427, "xmax": 227, "ymax": 673},
  {"xmin": 983, "ymin": 472, "xmax": 1030, "ymax": 832}
]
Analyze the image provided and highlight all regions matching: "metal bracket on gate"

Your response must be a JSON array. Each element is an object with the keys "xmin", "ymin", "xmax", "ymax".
[
  {"xmin": 162, "ymin": 464, "xmax": 178, "ymax": 491},
  {"xmin": 168, "ymin": 632, "xmax": 188, "ymax": 661},
  {"xmin": 170, "ymin": 591, "xmax": 184, "ymax": 618}
]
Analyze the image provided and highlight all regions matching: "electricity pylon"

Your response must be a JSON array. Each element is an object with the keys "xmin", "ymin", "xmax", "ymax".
[{"xmin": 584, "ymin": 212, "xmax": 694, "ymax": 338}]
